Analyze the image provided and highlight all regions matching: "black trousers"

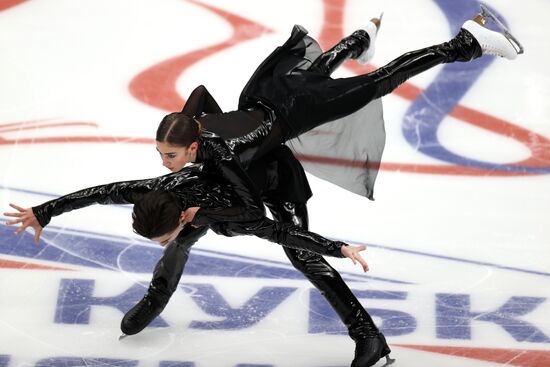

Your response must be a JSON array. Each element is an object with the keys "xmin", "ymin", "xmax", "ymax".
[
  {"xmin": 230, "ymin": 27, "xmax": 482, "ymax": 161},
  {"xmin": 145, "ymin": 27, "xmax": 482, "ymax": 340},
  {"xmin": 146, "ymin": 30, "xmax": 392, "ymax": 341},
  {"xmin": 286, "ymin": 27, "xmax": 481, "ymax": 138}
]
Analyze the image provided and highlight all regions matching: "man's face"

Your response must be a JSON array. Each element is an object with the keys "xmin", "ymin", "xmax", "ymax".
[
  {"xmin": 151, "ymin": 223, "xmax": 184, "ymax": 247},
  {"xmin": 156, "ymin": 141, "xmax": 197, "ymax": 172}
]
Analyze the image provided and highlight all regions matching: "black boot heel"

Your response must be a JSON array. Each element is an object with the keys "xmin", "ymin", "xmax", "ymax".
[{"xmin": 352, "ymin": 332, "xmax": 393, "ymax": 367}]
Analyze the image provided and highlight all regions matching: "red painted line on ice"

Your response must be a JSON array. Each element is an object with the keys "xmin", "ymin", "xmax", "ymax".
[
  {"xmin": 398, "ymin": 344, "xmax": 550, "ymax": 367},
  {"xmin": 0, "ymin": 0, "xmax": 27, "ymax": 11},
  {"xmin": 0, "ymin": 258, "xmax": 74, "ymax": 271},
  {"xmin": 129, "ymin": 0, "xmax": 273, "ymax": 112},
  {"xmin": 0, "ymin": 120, "xmax": 154, "ymax": 145},
  {"xmin": 3, "ymin": 0, "xmax": 548, "ymax": 176},
  {"xmin": 0, "ymin": 122, "xmax": 98, "ymax": 133},
  {"xmin": 296, "ymin": 153, "xmax": 539, "ymax": 176},
  {"xmin": 318, "ymin": 0, "xmax": 550, "ymax": 175}
]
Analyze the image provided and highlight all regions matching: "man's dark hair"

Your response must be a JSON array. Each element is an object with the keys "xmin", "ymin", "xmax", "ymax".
[{"xmin": 132, "ymin": 191, "xmax": 183, "ymax": 239}]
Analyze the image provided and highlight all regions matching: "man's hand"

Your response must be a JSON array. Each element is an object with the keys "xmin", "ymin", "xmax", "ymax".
[
  {"xmin": 3, "ymin": 203, "xmax": 43, "ymax": 243},
  {"xmin": 341, "ymin": 244, "xmax": 369, "ymax": 272},
  {"xmin": 182, "ymin": 207, "xmax": 200, "ymax": 227}
]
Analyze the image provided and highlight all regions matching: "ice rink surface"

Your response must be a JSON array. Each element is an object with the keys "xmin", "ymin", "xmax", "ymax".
[{"xmin": 1, "ymin": 0, "xmax": 549, "ymax": 366}]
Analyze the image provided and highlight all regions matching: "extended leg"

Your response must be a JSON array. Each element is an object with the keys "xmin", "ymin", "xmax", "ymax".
[
  {"xmin": 367, "ymin": 27, "xmax": 482, "ymax": 100},
  {"xmin": 309, "ymin": 19, "xmax": 379, "ymax": 75},
  {"xmin": 120, "ymin": 226, "xmax": 208, "ymax": 336},
  {"xmin": 283, "ymin": 13, "xmax": 520, "ymax": 139},
  {"xmin": 265, "ymin": 201, "xmax": 392, "ymax": 367}
]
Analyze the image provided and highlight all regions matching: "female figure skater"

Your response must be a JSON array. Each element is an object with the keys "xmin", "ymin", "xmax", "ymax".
[
  {"xmin": 6, "ymin": 6, "xmax": 523, "ymax": 366},
  {"xmin": 146, "ymin": 8, "xmax": 521, "ymax": 366}
]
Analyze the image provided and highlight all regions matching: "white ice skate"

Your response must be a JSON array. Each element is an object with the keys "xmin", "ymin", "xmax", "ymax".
[
  {"xmin": 462, "ymin": 5, "xmax": 524, "ymax": 60},
  {"xmin": 357, "ymin": 12, "xmax": 383, "ymax": 64}
]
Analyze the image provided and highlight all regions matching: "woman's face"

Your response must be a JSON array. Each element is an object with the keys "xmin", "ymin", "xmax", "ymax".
[{"xmin": 156, "ymin": 141, "xmax": 197, "ymax": 172}]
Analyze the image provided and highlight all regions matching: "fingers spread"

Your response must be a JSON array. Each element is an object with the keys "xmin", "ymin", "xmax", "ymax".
[
  {"xmin": 35, "ymin": 227, "xmax": 42, "ymax": 239},
  {"xmin": 5, "ymin": 219, "xmax": 23, "ymax": 225},
  {"xmin": 9, "ymin": 203, "xmax": 25, "ymax": 211}
]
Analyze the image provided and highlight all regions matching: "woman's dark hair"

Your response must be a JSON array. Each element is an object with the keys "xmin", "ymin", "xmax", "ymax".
[
  {"xmin": 156, "ymin": 112, "xmax": 201, "ymax": 147},
  {"xmin": 132, "ymin": 191, "xmax": 183, "ymax": 239}
]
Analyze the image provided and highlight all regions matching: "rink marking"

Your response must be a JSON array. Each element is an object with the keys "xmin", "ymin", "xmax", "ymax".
[
  {"xmin": 396, "ymin": 344, "xmax": 550, "ymax": 367},
  {"xmin": 2, "ymin": 184, "xmax": 548, "ymax": 279},
  {"xmin": 343, "ymin": 238, "xmax": 550, "ymax": 278}
]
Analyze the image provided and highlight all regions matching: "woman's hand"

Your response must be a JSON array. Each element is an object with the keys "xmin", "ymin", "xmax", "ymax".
[
  {"xmin": 3, "ymin": 203, "xmax": 43, "ymax": 243},
  {"xmin": 341, "ymin": 244, "xmax": 369, "ymax": 272},
  {"xmin": 182, "ymin": 207, "xmax": 200, "ymax": 226}
]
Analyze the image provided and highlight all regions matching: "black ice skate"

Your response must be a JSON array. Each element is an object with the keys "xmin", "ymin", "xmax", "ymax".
[
  {"xmin": 352, "ymin": 332, "xmax": 395, "ymax": 367},
  {"xmin": 119, "ymin": 294, "xmax": 165, "ymax": 338},
  {"xmin": 462, "ymin": 5, "xmax": 524, "ymax": 59}
]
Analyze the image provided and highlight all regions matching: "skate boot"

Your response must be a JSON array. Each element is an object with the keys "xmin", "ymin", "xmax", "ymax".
[
  {"xmin": 309, "ymin": 14, "xmax": 382, "ymax": 75},
  {"xmin": 461, "ymin": 5, "xmax": 524, "ymax": 60},
  {"xmin": 352, "ymin": 332, "xmax": 395, "ymax": 367},
  {"xmin": 120, "ymin": 294, "xmax": 165, "ymax": 336},
  {"xmin": 357, "ymin": 14, "xmax": 383, "ymax": 64}
]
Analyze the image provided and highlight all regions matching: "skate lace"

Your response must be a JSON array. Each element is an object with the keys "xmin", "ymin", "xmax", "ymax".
[{"xmin": 481, "ymin": 44, "xmax": 504, "ymax": 57}]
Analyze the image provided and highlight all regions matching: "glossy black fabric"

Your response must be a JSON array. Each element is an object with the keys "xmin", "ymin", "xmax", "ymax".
[
  {"xmin": 240, "ymin": 25, "xmax": 481, "ymax": 138},
  {"xmin": 250, "ymin": 145, "xmax": 312, "ymax": 204},
  {"xmin": 31, "ymin": 167, "xmax": 345, "ymax": 258},
  {"xmin": 368, "ymin": 28, "xmax": 482, "ymax": 99},
  {"xmin": 148, "ymin": 225, "xmax": 209, "ymax": 306},
  {"xmin": 238, "ymin": 25, "xmax": 379, "ymax": 138},
  {"xmin": 32, "ymin": 163, "xmax": 262, "ymax": 228},
  {"xmin": 186, "ymin": 25, "xmax": 481, "ymax": 200},
  {"xmin": 264, "ymin": 201, "xmax": 380, "ymax": 342},
  {"xmin": 184, "ymin": 85, "xmax": 312, "ymax": 203},
  {"xmin": 309, "ymin": 29, "xmax": 370, "ymax": 75},
  {"xmin": 128, "ymin": 32, "xmax": 382, "ymax": 343}
]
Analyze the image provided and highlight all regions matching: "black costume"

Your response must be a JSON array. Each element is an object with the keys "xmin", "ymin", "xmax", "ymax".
[
  {"xmin": 32, "ymin": 150, "xmax": 346, "ymax": 260},
  {"xmin": 33, "ymin": 22, "xmax": 483, "ymax": 367},
  {"xmin": 121, "ymin": 23, "xmax": 483, "ymax": 367},
  {"xmin": 194, "ymin": 24, "xmax": 481, "ymax": 199}
]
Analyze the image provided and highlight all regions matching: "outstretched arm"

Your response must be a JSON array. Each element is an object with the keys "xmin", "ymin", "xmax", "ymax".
[
  {"xmin": 181, "ymin": 85, "xmax": 222, "ymax": 117},
  {"xmin": 4, "ymin": 172, "xmax": 183, "ymax": 242},
  {"xmin": 4, "ymin": 203, "xmax": 43, "ymax": 243},
  {"xmin": 210, "ymin": 218, "xmax": 369, "ymax": 272}
]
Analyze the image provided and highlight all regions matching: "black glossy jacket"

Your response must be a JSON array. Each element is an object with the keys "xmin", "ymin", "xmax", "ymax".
[
  {"xmin": 31, "ymin": 137, "xmax": 345, "ymax": 258},
  {"xmin": 186, "ymin": 85, "xmax": 312, "ymax": 204}
]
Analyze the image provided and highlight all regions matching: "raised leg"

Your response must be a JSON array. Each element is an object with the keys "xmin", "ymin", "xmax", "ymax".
[{"xmin": 309, "ymin": 20, "xmax": 379, "ymax": 75}]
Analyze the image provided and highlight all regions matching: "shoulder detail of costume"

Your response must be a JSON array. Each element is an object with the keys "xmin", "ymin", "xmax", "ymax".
[
  {"xmin": 197, "ymin": 131, "xmax": 233, "ymax": 162},
  {"xmin": 200, "ymin": 129, "xmax": 220, "ymax": 139}
]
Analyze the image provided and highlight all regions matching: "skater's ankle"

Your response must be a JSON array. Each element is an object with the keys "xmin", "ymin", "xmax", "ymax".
[
  {"xmin": 370, "ymin": 17, "xmax": 381, "ymax": 31},
  {"xmin": 472, "ymin": 14, "xmax": 486, "ymax": 26}
]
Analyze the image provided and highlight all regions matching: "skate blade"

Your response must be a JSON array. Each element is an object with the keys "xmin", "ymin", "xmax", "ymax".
[
  {"xmin": 381, "ymin": 354, "xmax": 396, "ymax": 367},
  {"xmin": 118, "ymin": 334, "xmax": 128, "ymax": 341},
  {"xmin": 480, "ymin": 4, "xmax": 524, "ymax": 55}
]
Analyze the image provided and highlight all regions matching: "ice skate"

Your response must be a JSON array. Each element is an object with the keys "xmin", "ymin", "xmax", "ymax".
[
  {"xmin": 461, "ymin": 5, "xmax": 523, "ymax": 60},
  {"xmin": 357, "ymin": 13, "xmax": 383, "ymax": 64},
  {"xmin": 351, "ymin": 332, "xmax": 394, "ymax": 367},
  {"xmin": 120, "ymin": 294, "xmax": 165, "ymax": 335}
]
